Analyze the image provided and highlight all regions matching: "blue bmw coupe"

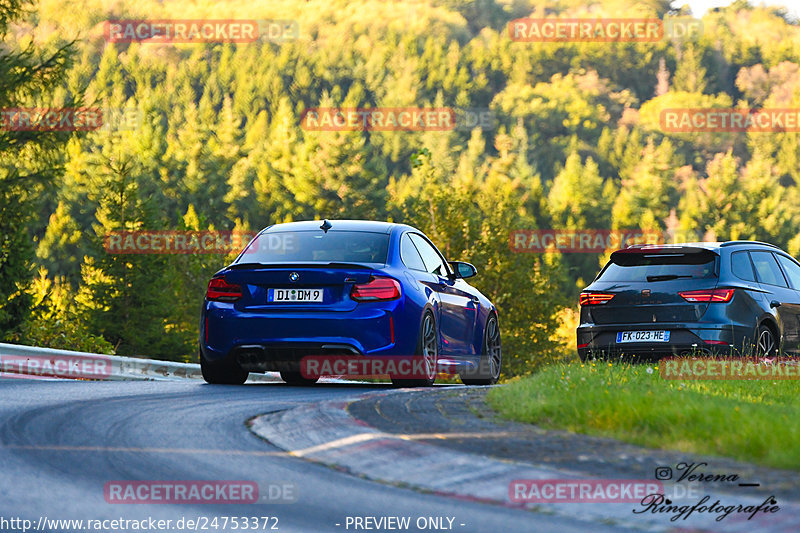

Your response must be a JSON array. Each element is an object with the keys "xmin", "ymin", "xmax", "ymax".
[{"xmin": 199, "ymin": 219, "xmax": 501, "ymax": 386}]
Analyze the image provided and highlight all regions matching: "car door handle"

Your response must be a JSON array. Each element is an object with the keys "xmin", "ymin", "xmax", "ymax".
[{"xmin": 771, "ymin": 300, "xmax": 782, "ymax": 308}]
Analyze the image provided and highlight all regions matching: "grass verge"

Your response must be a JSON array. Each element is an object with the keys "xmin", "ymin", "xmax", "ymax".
[{"xmin": 486, "ymin": 359, "xmax": 800, "ymax": 470}]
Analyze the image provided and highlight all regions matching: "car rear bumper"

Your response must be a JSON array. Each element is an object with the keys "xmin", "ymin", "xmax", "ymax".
[
  {"xmin": 200, "ymin": 341, "xmax": 428, "ymax": 373},
  {"xmin": 576, "ymin": 322, "xmax": 754, "ymax": 360},
  {"xmin": 200, "ymin": 301, "xmax": 421, "ymax": 371}
]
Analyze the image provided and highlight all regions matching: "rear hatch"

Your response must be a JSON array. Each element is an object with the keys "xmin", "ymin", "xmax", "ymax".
[
  {"xmin": 583, "ymin": 246, "xmax": 720, "ymax": 325},
  {"xmin": 222, "ymin": 263, "xmax": 376, "ymax": 313}
]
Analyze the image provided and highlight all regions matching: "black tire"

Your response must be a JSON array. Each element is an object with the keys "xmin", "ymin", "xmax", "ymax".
[
  {"xmin": 755, "ymin": 323, "xmax": 777, "ymax": 357},
  {"xmin": 391, "ymin": 310, "xmax": 438, "ymax": 387},
  {"xmin": 280, "ymin": 371, "xmax": 319, "ymax": 386},
  {"xmin": 461, "ymin": 314, "xmax": 501, "ymax": 385},
  {"xmin": 200, "ymin": 351, "xmax": 248, "ymax": 385}
]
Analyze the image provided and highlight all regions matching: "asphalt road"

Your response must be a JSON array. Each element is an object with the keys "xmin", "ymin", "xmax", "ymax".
[{"xmin": 0, "ymin": 380, "xmax": 631, "ymax": 533}]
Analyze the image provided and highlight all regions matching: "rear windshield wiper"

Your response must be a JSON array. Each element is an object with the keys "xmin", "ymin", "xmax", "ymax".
[{"xmin": 646, "ymin": 274, "xmax": 693, "ymax": 282}]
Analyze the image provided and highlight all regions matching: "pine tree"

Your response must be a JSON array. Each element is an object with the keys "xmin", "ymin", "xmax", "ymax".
[
  {"xmin": 547, "ymin": 151, "xmax": 613, "ymax": 289},
  {"xmin": 75, "ymin": 153, "xmax": 188, "ymax": 359},
  {"xmin": 672, "ymin": 43, "xmax": 708, "ymax": 94},
  {"xmin": 548, "ymin": 152, "xmax": 610, "ymax": 230},
  {"xmin": 0, "ymin": 0, "xmax": 76, "ymax": 338},
  {"xmin": 612, "ymin": 140, "xmax": 678, "ymax": 231},
  {"xmin": 35, "ymin": 201, "xmax": 83, "ymax": 281}
]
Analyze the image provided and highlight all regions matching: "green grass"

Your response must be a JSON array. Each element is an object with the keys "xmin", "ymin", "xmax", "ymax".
[{"xmin": 487, "ymin": 360, "xmax": 800, "ymax": 470}]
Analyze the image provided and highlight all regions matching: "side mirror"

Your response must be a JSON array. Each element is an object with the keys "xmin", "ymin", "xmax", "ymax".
[{"xmin": 449, "ymin": 261, "xmax": 477, "ymax": 279}]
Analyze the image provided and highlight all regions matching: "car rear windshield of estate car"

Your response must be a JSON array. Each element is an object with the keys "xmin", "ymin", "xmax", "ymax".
[
  {"xmin": 597, "ymin": 248, "xmax": 718, "ymax": 282},
  {"xmin": 238, "ymin": 230, "xmax": 390, "ymax": 264}
]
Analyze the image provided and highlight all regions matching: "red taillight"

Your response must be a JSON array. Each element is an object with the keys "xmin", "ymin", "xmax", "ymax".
[
  {"xmin": 579, "ymin": 293, "xmax": 615, "ymax": 306},
  {"xmin": 679, "ymin": 289, "xmax": 734, "ymax": 303},
  {"xmin": 206, "ymin": 277, "xmax": 242, "ymax": 301},
  {"xmin": 351, "ymin": 277, "xmax": 401, "ymax": 301}
]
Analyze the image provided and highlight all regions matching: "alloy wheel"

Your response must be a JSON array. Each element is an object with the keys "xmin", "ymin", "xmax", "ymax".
[
  {"xmin": 421, "ymin": 313, "xmax": 438, "ymax": 380},
  {"xmin": 485, "ymin": 316, "xmax": 501, "ymax": 381},
  {"xmin": 757, "ymin": 326, "xmax": 775, "ymax": 356}
]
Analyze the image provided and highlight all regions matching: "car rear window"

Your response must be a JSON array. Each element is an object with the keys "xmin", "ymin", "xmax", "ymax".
[
  {"xmin": 238, "ymin": 230, "xmax": 390, "ymax": 264},
  {"xmin": 731, "ymin": 251, "xmax": 756, "ymax": 281},
  {"xmin": 598, "ymin": 249, "xmax": 718, "ymax": 282}
]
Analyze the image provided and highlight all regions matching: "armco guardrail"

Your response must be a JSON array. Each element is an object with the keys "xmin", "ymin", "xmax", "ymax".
[{"xmin": 0, "ymin": 342, "xmax": 278, "ymax": 382}]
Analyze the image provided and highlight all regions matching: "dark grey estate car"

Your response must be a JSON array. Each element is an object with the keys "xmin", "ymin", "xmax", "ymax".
[{"xmin": 577, "ymin": 241, "xmax": 800, "ymax": 360}]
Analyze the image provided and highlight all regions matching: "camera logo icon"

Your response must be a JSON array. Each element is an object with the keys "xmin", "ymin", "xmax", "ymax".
[{"xmin": 654, "ymin": 466, "xmax": 673, "ymax": 480}]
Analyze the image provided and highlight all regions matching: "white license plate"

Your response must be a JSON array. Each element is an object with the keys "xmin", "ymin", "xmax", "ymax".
[
  {"xmin": 616, "ymin": 330, "xmax": 670, "ymax": 343},
  {"xmin": 268, "ymin": 288, "xmax": 323, "ymax": 303}
]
